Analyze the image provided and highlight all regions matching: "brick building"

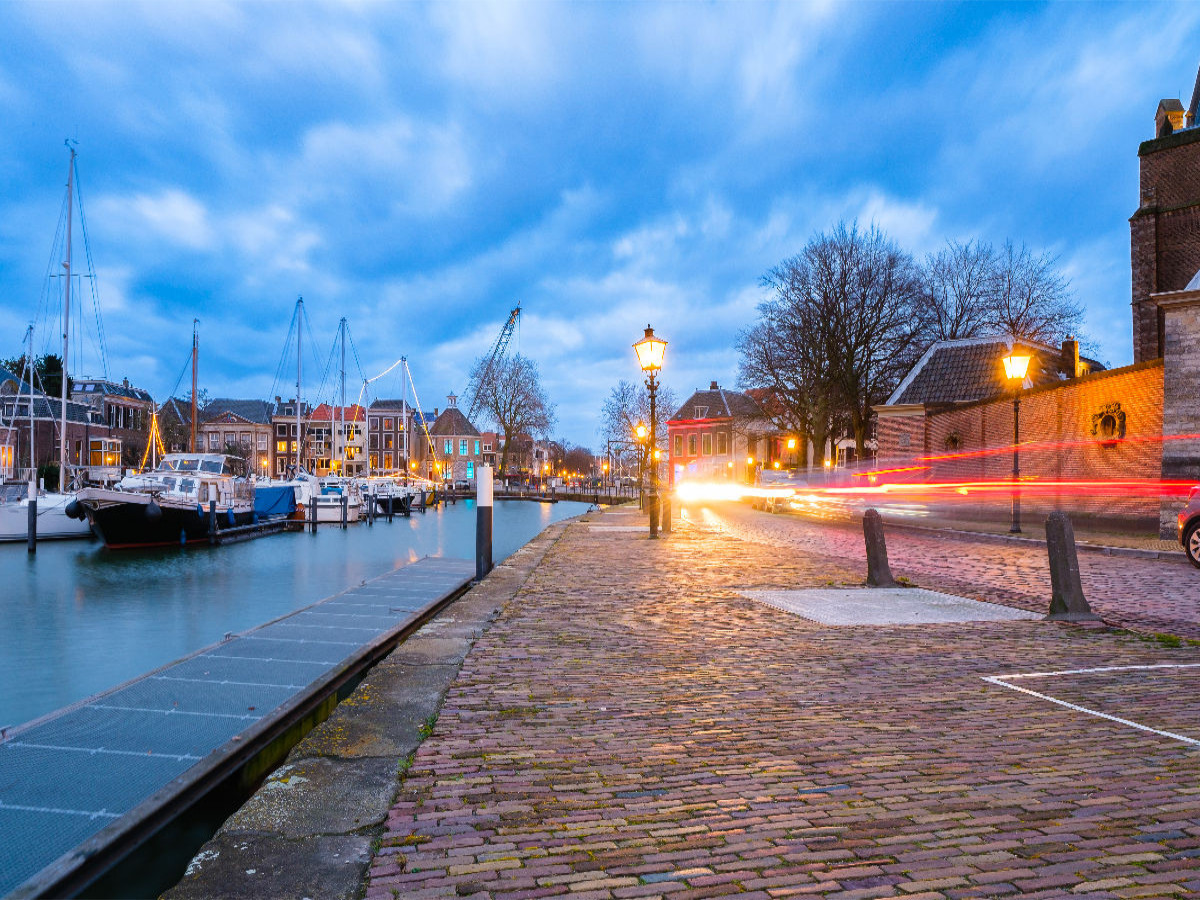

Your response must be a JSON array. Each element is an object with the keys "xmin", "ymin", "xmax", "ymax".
[
  {"xmin": 428, "ymin": 395, "xmax": 484, "ymax": 484},
  {"xmin": 667, "ymin": 381, "xmax": 772, "ymax": 485},
  {"xmin": 197, "ymin": 399, "xmax": 274, "ymax": 475},
  {"xmin": 71, "ymin": 378, "xmax": 154, "ymax": 466}
]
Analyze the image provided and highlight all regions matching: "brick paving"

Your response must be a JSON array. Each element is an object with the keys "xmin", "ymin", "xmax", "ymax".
[{"xmin": 367, "ymin": 504, "xmax": 1200, "ymax": 899}]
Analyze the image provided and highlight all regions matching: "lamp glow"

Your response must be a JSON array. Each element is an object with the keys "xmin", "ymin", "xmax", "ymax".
[
  {"xmin": 1003, "ymin": 352, "xmax": 1032, "ymax": 381},
  {"xmin": 632, "ymin": 325, "xmax": 667, "ymax": 372}
]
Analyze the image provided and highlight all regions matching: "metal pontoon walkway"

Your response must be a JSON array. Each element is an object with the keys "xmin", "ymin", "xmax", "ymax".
[{"xmin": 0, "ymin": 555, "xmax": 475, "ymax": 899}]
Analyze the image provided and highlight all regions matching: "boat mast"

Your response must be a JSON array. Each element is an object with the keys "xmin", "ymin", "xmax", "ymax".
[
  {"xmin": 190, "ymin": 318, "xmax": 199, "ymax": 452},
  {"xmin": 296, "ymin": 297, "xmax": 303, "ymax": 475},
  {"xmin": 401, "ymin": 355, "xmax": 408, "ymax": 481},
  {"xmin": 60, "ymin": 144, "xmax": 75, "ymax": 490},
  {"xmin": 25, "ymin": 324, "xmax": 35, "ymax": 489},
  {"xmin": 339, "ymin": 316, "xmax": 346, "ymax": 476}
]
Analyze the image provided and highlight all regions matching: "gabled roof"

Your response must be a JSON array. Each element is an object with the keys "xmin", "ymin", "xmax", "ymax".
[
  {"xmin": 0, "ymin": 366, "xmax": 34, "ymax": 395},
  {"xmin": 430, "ymin": 406, "xmax": 480, "ymax": 437},
  {"xmin": 885, "ymin": 335, "xmax": 1105, "ymax": 406},
  {"xmin": 201, "ymin": 398, "xmax": 274, "ymax": 426},
  {"xmin": 669, "ymin": 384, "xmax": 762, "ymax": 422},
  {"xmin": 158, "ymin": 397, "xmax": 194, "ymax": 426},
  {"xmin": 369, "ymin": 398, "xmax": 410, "ymax": 411},
  {"xmin": 0, "ymin": 392, "xmax": 101, "ymax": 425}
]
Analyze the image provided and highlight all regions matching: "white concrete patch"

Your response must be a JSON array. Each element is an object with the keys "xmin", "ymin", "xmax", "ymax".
[
  {"xmin": 983, "ymin": 664, "xmax": 1200, "ymax": 748},
  {"xmin": 740, "ymin": 588, "xmax": 1041, "ymax": 626}
]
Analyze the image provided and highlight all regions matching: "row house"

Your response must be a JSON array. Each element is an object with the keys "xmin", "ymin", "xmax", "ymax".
[
  {"xmin": 428, "ymin": 395, "xmax": 483, "ymax": 483},
  {"xmin": 197, "ymin": 399, "xmax": 274, "ymax": 474},
  {"xmin": 71, "ymin": 377, "xmax": 154, "ymax": 466},
  {"xmin": 269, "ymin": 397, "xmax": 311, "ymax": 476},
  {"xmin": 367, "ymin": 398, "xmax": 418, "ymax": 476},
  {"xmin": 306, "ymin": 403, "xmax": 367, "ymax": 477}
]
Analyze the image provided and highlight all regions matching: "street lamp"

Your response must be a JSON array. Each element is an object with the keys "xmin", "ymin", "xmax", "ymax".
[
  {"xmin": 1002, "ymin": 349, "xmax": 1031, "ymax": 533},
  {"xmin": 633, "ymin": 324, "xmax": 667, "ymax": 538}
]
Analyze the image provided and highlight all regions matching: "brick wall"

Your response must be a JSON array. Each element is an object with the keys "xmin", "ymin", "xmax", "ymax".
[
  {"xmin": 1132, "ymin": 129, "xmax": 1200, "ymax": 361},
  {"xmin": 875, "ymin": 361, "xmax": 1165, "ymax": 528}
]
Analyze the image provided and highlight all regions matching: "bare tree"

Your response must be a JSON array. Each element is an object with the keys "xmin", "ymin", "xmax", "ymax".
[
  {"xmin": 989, "ymin": 240, "xmax": 1083, "ymax": 343},
  {"xmin": 599, "ymin": 379, "xmax": 676, "ymax": 473},
  {"xmin": 918, "ymin": 240, "xmax": 998, "ymax": 341},
  {"xmin": 471, "ymin": 354, "xmax": 555, "ymax": 476}
]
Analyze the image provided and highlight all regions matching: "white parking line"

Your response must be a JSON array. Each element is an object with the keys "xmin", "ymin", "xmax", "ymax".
[{"xmin": 983, "ymin": 664, "xmax": 1200, "ymax": 748}]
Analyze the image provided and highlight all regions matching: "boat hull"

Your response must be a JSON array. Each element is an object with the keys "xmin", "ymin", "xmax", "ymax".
[
  {"xmin": 0, "ymin": 493, "xmax": 94, "ymax": 542},
  {"xmin": 79, "ymin": 489, "xmax": 254, "ymax": 549}
]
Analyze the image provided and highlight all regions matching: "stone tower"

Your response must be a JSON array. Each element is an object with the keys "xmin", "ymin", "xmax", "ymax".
[{"xmin": 1130, "ymin": 62, "xmax": 1200, "ymax": 362}]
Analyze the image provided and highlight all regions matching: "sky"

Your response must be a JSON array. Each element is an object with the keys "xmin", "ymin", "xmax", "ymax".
[{"xmin": 1, "ymin": 1, "xmax": 1198, "ymax": 449}]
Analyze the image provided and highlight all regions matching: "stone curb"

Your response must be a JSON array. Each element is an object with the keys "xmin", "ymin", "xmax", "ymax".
[{"xmin": 162, "ymin": 519, "xmax": 573, "ymax": 900}]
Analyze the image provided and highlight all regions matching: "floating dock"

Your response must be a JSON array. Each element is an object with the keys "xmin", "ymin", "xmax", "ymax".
[{"xmin": 0, "ymin": 555, "xmax": 475, "ymax": 899}]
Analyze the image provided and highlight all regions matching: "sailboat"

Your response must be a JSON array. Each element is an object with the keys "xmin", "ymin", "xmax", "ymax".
[{"xmin": 1, "ymin": 147, "xmax": 98, "ymax": 543}]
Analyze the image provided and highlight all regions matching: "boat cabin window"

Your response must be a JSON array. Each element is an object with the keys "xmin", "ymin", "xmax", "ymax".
[
  {"xmin": 180, "ymin": 478, "xmax": 194, "ymax": 494},
  {"xmin": 200, "ymin": 459, "xmax": 223, "ymax": 474}
]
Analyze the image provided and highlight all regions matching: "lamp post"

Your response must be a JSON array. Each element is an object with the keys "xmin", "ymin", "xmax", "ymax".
[
  {"xmin": 633, "ymin": 325, "xmax": 667, "ymax": 538},
  {"xmin": 1002, "ymin": 350, "xmax": 1031, "ymax": 534}
]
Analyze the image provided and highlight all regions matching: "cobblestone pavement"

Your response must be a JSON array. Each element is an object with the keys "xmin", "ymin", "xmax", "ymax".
[
  {"xmin": 367, "ymin": 507, "xmax": 1200, "ymax": 899},
  {"xmin": 692, "ymin": 504, "xmax": 1200, "ymax": 639}
]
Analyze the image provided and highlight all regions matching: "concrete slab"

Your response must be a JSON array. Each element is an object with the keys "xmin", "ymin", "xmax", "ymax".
[
  {"xmin": 165, "ymin": 833, "xmax": 371, "ymax": 900},
  {"xmin": 740, "ymin": 587, "xmax": 1043, "ymax": 626}
]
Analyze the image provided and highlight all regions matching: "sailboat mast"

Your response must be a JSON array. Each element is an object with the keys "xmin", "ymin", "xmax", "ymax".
[
  {"xmin": 296, "ymin": 297, "xmax": 303, "ymax": 474},
  {"xmin": 60, "ymin": 145, "xmax": 75, "ymax": 489},
  {"xmin": 339, "ymin": 317, "xmax": 346, "ymax": 475},
  {"xmin": 26, "ymin": 325, "xmax": 35, "ymax": 488},
  {"xmin": 401, "ymin": 355, "xmax": 408, "ymax": 478},
  {"xmin": 190, "ymin": 319, "xmax": 198, "ymax": 452}
]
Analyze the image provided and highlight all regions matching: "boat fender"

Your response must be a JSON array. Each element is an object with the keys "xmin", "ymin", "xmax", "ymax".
[
  {"xmin": 180, "ymin": 528, "xmax": 187, "ymax": 546},
  {"xmin": 227, "ymin": 508, "xmax": 235, "ymax": 526},
  {"xmin": 196, "ymin": 503, "xmax": 204, "ymax": 517},
  {"xmin": 65, "ymin": 499, "xmax": 83, "ymax": 520},
  {"xmin": 145, "ymin": 501, "xmax": 163, "ymax": 522}
]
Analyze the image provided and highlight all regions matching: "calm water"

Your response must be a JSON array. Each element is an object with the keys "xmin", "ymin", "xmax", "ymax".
[{"xmin": 0, "ymin": 499, "xmax": 584, "ymax": 730}]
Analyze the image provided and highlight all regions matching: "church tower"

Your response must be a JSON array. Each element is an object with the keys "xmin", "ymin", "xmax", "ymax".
[{"xmin": 1131, "ymin": 62, "xmax": 1200, "ymax": 362}]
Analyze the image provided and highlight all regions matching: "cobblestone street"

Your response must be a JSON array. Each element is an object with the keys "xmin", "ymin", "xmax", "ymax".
[{"xmin": 366, "ymin": 504, "xmax": 1200, "ymax": 899}]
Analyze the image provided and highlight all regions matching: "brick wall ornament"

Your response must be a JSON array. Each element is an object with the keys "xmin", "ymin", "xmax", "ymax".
[
  {"xmin": 1090, "ymin": 402, "xmax": 1127, "ymax": 445},
  {"xmin": 944, "ymin": 432, "xmax": 962, "ymax": 451}
]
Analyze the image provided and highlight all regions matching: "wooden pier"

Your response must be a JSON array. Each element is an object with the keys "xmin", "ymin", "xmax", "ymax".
[{"xmin": 0, "ymin": 555, "xmax": 475, "ymax": 899}]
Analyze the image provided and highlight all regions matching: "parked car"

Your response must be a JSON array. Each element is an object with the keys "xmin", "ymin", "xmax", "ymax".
[{"xmin": 1177, "ymin": 487, "xmax": 1200, "ymax": 567}]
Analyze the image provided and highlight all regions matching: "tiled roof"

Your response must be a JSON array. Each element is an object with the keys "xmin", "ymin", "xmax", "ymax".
[
  {"xmin": 72, "ymin": 378, "xmax": 154, "ymax": 403},
  {"xmin": 430, "ymin": 406, "xmax": 480, "ymax": 437},
  {"xmin": 887, "ymin": 336, "xmax": 1105, "ymax": 406},
  {"xmin": 369, "ymin": 398, "xmax": 410, "ymax": 411},
  {"xmin": 308, "ymin": 403, "xmax": 366, "ymax": 423},
  {"xmin": 201, "ymin": 398, "xmax": 274, "ymax": 425},
  {"xmin": 669, "ymin": 386, "xmax": 762, "ymax": 422}
]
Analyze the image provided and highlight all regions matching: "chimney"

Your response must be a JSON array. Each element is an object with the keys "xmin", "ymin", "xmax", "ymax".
[
  {"xmin": 448, "ymin": 394, "xmax": 457, "ymax": 407},
  {"xmin": 1156, "ymin": 99, "xmax": 1186, "ymax": 138},
  {"xmin": 1061, "ymin": 337, "xmax": 1081, "ymax": 378},
  {"xmin": 433, "ymin": 407, "xmax": 439, "ymax": 418},
  {"xmin": 710, "ymin": 380, "xmax": 718, "ymax": 390}
]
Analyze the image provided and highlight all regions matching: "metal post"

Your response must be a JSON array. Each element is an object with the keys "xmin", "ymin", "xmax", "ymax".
[
  {"xmin": 1010, "ymin": 392, "xmax": 1021, "ymax": 534},
  {"xmin": 309, "ymin": 493, "xmax": 317, "ymax": 533},
  {"xmin": 367, "ymin": 490, "xmax": 374, "ymax": 526},
  {"xmin": 208, "ymin": 499, "xmax": 217, "ymax": 546},
  {"xmin": 341, "ymin": 493, "xmax": 348, "ymax": 529},
  {"xmin": 27, "ymin": 496, "xmax": 37, "ymax": 554},
  {"xmin": 648, "ymin": 371, "xmax": 659, "ymax": 539},
  {"xmin": 661, "ymin": 492, "xmax": 671, "ymax": 534},
  {"xmin": 476, "ymin": 464, "xmax": 493, "ymax": 581}
]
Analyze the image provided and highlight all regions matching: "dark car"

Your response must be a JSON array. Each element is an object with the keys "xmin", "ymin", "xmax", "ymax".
[{"xmin": 1178, "ymin": 487, "xmax": 1200, "ymax": 567}]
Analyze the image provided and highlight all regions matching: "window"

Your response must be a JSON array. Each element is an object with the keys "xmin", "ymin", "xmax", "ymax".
[
  {"xmin": 384, "ymin": 435, "xmax": 394, "ymax": 450},
  {"xmin": 460, "ymin": 439, "xmax": 468, "ymax": 455},
  {"xmin": 444, "ymin": 439, "xmax": 452, "ymax": 454},
  {"xmin": 383, "ymin": 452, "xmax": 393, "ymax": 469},
  {"xmin": 370, "ymin": 433, "xmax": 379, "ymax": 449},
  {"xmin": 277, "ymin": 440, "xmax": 287, "ymax": 453},
  {"xmin": 474, "ymin": 440, "xmax": 481, "ymax": 455},
  {"xmin": 717, "ymin": 432, "xmax": 728, "ymax": 455},
  {"xmin": 702, "ymin": 434, "xmax": 712, "ymax": 456},
  {"xmin": 277, "ymin": 423, "xmax": 287, "ymax": 437},
  {"xmin": 239, "ymin": 431, "xmax": 251, "ymax": 446},
  {"xmin": 383, "ymin": 418, "xmax": 393, "ymax": 431},
  {"xmin": 695, "ymin": 406, "xmax": 708, "ymax": 419},
  {"xmin": 208, "ymin": 433, "xmax": 219, "ymax": 450},
  {"xmin": 674, "ymin": 434, "xmax": 683, "ymax": 456},
  {"xmin": 484, "ymin": 442, "xmax": 492, "ymax": 452},
  {"xmin": 688, "ymin": 434, "xmax": 697, "ymax": 455},
  {"xmin": 257, "ymin": 434, "xmax": 267, "ymax": 451},
  {"xmin": 466, "ymin": 461, "xmax": 474, "ymax": 478}
]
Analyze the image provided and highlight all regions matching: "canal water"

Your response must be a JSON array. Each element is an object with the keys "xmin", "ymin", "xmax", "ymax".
[{"xmin": 0, "ymin": 499, "xmax": 585, "ymax": 732}]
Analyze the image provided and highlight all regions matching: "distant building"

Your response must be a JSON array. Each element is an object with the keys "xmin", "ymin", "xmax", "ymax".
[
  {"xmin": 428, "ymin": 394, "xmax": 483, "ymax": 483},
  {"xmin": 269, "ymin": 397, "xmax": 311, "ymax": 476},
  {"xmin": 667, "ymin": 381, "xmax": 770, "ymax": 484},
  {"xmin": 198, "ymin": 399, "xmax": 274, "ymax": 475},
  {"xmin": 368, "ymin": 399, "xmax": 417, "ymax": 475},
  {"xmin": 0, "ymin": 366, "xmax": 112, "ymax": 482},
  {"xmin": 71, "ymin": 377, "xmax": 154, "ymax": 465},
  {"xmin": 307, "ymin": 403, "xmax": 367, "ymax": 477}
]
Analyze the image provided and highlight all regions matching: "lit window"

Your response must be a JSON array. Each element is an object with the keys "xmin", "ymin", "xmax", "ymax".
[
  {"xmin": 717, "ymin": 432, "xmax": 728, "ymax": 455},
  {"xmin": 688, "ymin": 435, "xmax": 697, "ymax": 455},
  {"xmin": 673, "ymin": 434, "xmax": 683, "ymax": 456},
  {"xmin": 444, "ymin": 439, "xmax": 452, "ymax": 454},
  {"xmin": 460, "ymin": 439, "xmax": 468, "ymax": 455},
  {"xmin": 702, "ymin": 434, "xmax": 712, "ymax": 456}
]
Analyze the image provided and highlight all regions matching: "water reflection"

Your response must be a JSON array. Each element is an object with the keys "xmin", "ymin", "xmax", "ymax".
[{"xmin": 1, "ymin": 500, "xmax": 583, "ymax": 729}]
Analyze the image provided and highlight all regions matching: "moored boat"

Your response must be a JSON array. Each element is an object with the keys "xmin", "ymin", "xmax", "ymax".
[
  {"xmin": 0, "ymin": 482, "xmax": 94, "ymax": 542},
  {"xmin": 75, "ymin": 453, "xmax": 254, "ymax": 548}
]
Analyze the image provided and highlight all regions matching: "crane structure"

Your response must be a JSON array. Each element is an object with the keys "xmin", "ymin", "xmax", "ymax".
[{"xmin": 461, "ymin": 304, "xmax": 521, "ymax": 424}]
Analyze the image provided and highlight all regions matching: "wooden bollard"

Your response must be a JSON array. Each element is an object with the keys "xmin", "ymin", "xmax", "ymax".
[
  {"xmin": 208, "ymin": 500, "xmax": 217, "ymax": 546},
  {"xmin": 27, "ymin": 496, "xmax": 37, "ymax": 554},
  {"xmin": 476, "ymin": 465, "xmax": 493, "ymax": 581},
  {"xmin": 1045, "ymin": 511, "xmax": 1102, "ymax": 622},
  {"xmin": 863, "ymin": 508, "xmax": 897, "ymax": 587},
  {"xmin": 661, "ymin": 493, "xmax": 672, "ymax": 533}
]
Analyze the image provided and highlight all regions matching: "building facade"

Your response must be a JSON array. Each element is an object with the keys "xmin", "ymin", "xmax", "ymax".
[
  {"xmin": 667, "ymin": 381, "xmax": 770, "ymax": 485},
  {"xmin": 428, "ymin": 395, "xmax": 483, "ymax": 483},
  {"xmin": 198, "ymin": 399, "xmax": 274, "ymax": 475},
  {"xmin": 71, "ymin": 378, "xmax": 154, "ymax": 466}
]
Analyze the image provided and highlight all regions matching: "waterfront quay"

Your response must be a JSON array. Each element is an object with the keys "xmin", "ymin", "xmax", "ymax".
[{"xmin": 169, "ymin": 502, "xmax": 1200, "ymax": 900}]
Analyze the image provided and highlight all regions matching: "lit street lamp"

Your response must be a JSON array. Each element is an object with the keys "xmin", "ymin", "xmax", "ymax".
[
  {"xmin": 633, "ymin": 325, "xmax": 667, "ymax": 538},
  {"xmin": 1002, "ymin": 349, "xmax": 1031, "ymax": 534}
]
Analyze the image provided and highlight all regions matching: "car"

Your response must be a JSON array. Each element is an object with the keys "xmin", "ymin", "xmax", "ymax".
[{"xmin": 1177, "ymin": 487, "xmax": 1200, "ymax": 567}]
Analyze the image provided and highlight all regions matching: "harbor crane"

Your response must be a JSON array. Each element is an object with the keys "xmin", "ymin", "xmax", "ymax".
[{"xmin": 461, "ymin": 304, "xmax": 521, "ymax": 424}]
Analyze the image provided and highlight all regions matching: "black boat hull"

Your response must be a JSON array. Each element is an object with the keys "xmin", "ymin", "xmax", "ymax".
[{"xmin": 82, "ymin": 497, "xmax": 254, "ymax": 549}]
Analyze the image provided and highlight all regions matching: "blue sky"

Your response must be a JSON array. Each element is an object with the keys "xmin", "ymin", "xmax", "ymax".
[{"xmin": 1, "ymin": 1, "xmax": 1197, "ymax": 448}]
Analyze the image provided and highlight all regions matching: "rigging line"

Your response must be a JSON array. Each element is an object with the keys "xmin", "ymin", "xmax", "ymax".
[
  {"xmin": 302, "ymin": 306, "xmax": 327, "ymax": 401},
  {"xmin": 160, "ymin": 347, "xmax": 194, "ymax": 407},
  {"xmin": 35, "ymin": 186, "xmax": 71, "ymax": 360},
  {"xmin": 363, "ymin": 356, "xmax": 407, "ymax": 385},
  {"xmin": 72, "ymin": 159, "xmax": 109, "ymax": 380},
  {"xmin": 404, "ymin": 360, "xmax": 439, "ymax": 460},
  {"xmin": 268, "ymin": 304, "xmax": 301, "ymax": 403}
]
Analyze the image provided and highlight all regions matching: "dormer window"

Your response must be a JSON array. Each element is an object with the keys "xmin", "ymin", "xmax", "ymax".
[{"xmin": 695, "ymin": 406, "xmax": 708, "ymax": 419}]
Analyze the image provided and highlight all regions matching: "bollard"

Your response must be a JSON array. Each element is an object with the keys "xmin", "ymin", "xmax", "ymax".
[
  {"xmin": 1045, "ymin": 511, "xmax": 1103, "ymax": 622},
  {"xmin": 661, "ymin": 493, "xmax": 672, "ymax": 534},
  {"xmin": 309, "ymin": 495, "xmax": 317, "ymax": 534},
  {"xmin": 476, "ymin": 465, "xmax": 494, "ymax": 581},
  {"xmin": 341, "ymin": 493, "xmax": 348, "ymax": 529},
  {"xmin": 419, "ymin": 489, "xmax": 426, "ymax": 513},
  {"xmin": 27, "ymin": 496, "xmax": 37, "ymax": 554},
  {"xmin": 863, "ymin": 508, "xmax": 897, "ymax": 587},
  {"xmin": 208, "ymin": 500, "xmax": 217, "ymax": 546}
]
